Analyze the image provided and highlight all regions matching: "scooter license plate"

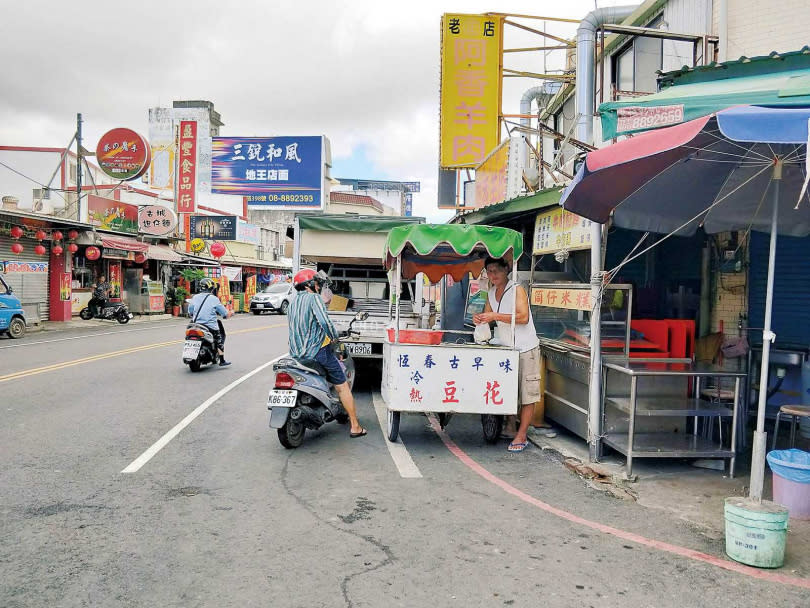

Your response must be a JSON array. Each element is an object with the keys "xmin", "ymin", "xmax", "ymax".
[
  {"xmin": 182, "ymin": 340, "xmax": 202, "ymax": 358},
  {"xmin": 267, "ymin": 390, "xmax": 297, "ymax": 408}
]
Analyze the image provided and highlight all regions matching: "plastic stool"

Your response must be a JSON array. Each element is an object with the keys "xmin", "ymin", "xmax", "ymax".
[{"xmin": 772, "ymin": 405, "xmax": 810, "ymax": 449}]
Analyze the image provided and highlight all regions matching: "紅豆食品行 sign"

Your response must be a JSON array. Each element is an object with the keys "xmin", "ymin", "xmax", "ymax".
[{"xmin": 211, "ymin": 136, "xmax": 324, "ymax": 209}]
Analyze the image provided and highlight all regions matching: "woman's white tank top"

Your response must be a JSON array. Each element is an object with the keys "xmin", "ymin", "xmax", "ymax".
[{"xmin": 487, "ymin": 281, "xmax": 539, "ymax": 352}]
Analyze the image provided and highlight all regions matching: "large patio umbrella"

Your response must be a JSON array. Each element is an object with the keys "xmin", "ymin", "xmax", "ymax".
[{"xmin": 560, "ymin": 105, "xmax": 810, "ymax": 503}]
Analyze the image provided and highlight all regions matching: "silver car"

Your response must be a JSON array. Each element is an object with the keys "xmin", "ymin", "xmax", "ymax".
[{"xmin": 250, "ymin": 283, "xmax": 296, "ymax": 315}]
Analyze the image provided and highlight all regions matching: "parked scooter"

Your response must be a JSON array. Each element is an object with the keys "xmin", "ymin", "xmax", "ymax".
[
  {"xmin": 182, "ymin": 321, "xmax": 225, "ymax": 372},
  {"xmin": 79, "ymin": 300, "xmax": 133, "ymax": 324},
  {"xmin": 268, "ymin": 311, "xmax": 368, "ymax": 448}
]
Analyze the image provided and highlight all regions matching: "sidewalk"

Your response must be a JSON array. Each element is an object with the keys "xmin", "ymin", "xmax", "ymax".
[
  {"xmin": 28, "ymin": 313, "xmax": 178, "ymax": 333},
  {"xmin": 527, "ymin": 425, "xmax": 810, "ymax": 575}
]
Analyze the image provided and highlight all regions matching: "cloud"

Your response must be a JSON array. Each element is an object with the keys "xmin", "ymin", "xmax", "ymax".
[{"xmin": 0, "ymin": 0, "xmax": 626, "ymax": 218}]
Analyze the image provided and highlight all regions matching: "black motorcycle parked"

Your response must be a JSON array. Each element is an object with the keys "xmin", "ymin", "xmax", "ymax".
[{"xmin": 79, "ymin": 301, "xmax": 133, "ymax": 324}]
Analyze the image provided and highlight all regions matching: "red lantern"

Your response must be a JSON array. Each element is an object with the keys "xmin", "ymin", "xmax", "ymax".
[
  {"xmin": 210, "ymin": 242, "xmax": 226, "ymax": 258},
  {"xmin": 85, "ymin": 246, "xmax": 101, "ymax": 260},
  {"xmin": 67, "ymin": 229, "xmax": 79, "ymax": 240},
  {"xmin": 68, "ymin": 243, "xmax": 78, "ymax": 253},
  {"xmin": 10, "ymin": 226, "xmax": 23, "ymax": 239},
  {"xmin": 134, "ymin": 253, "xmax": 147, "ymax": 264},
  {"xmin": 35, "ymin": 229, "xmax": 47, "ymax": 241},
  {"xmin": 34, "ymin": 244, "xmax": 47, "ymax": 255},
  {"xmin": 11, "ymin": 243, "xmax": 23, "ymax": 254},
  {"xmin": 52, "ymin": 230, "xmax": 63, "ymax": 241},
  {"xmin": 52, "ymin": 245, "xmax": 63, "ymax": 256}
]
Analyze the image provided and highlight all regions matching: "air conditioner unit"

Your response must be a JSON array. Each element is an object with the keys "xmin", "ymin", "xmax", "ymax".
[
  {"xmin": 32, "ymin": 199, "xmax": 54, "ymax": 214},
  {"xmin": 32, "ymin": 187, "xmax": 51, "ymax": 199}
]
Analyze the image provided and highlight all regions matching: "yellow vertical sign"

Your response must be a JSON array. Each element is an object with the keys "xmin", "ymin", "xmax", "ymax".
[{"xmin": 440, "ymin": 14, "xmax": 502, "ymax": 168}]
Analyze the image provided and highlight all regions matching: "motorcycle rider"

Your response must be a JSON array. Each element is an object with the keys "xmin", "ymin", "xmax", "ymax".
[
  {"xmin": 288, "ymin": 269, "xmax": 367, "ymax": 438},
  {"xmin": 89, "ymin": 275, "xmax": 111, "ymax": 318},
  {"xmin": 187, "ymin": 278, "xmax": 233, "ymax": 366}
]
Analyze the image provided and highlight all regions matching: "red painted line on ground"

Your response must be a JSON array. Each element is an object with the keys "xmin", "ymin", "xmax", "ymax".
[{"xmin": 428, "ymin": 417, "xmax": 810, "ymax": 590}]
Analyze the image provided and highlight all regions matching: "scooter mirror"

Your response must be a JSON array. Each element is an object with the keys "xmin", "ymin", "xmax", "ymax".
[{"xmin": 355, "ymin": 311, "xmax": 369, "ymax": 322}]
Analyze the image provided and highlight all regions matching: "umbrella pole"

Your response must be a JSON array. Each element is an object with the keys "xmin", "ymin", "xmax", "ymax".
[
  {"xmin": 588, "ymin": 221, "xmax": 604, "ymax": 462},
  {"xmin": 749, "ymin": 159, "xmax": 782, "ymax": 504}
]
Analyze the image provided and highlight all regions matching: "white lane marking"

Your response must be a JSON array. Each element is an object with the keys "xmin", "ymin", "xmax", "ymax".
[
  {"xmin": 371, "ymin": 391, "xmax": 422, "ymax": 479},
  {"xmin": 122, "ymin": 353, "xmax": 287, "ymax": 473}
]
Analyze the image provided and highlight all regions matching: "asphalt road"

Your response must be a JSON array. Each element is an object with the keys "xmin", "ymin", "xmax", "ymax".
[{"xmin": 1, "ymin": 314, "xmax": 807, "ymax": 607}]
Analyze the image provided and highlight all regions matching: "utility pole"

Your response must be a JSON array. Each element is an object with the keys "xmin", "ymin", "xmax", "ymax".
[{"xmin": 76, "ymin": 113, "xmax": 83, "ymax": 217}]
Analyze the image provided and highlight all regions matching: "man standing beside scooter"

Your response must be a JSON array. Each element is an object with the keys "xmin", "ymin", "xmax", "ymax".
[
  {"xmin": 188, "ymin": 278, "xmax": 233, "ymax": 366},
  {"xmin": 288, "ymin": 269, "xmax": 367, "ymax": 438}
]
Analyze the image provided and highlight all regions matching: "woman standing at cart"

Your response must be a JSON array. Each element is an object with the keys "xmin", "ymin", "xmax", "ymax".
[{"xmin": 474, "ymin": 257, "xmax": 541, "ymax": 452}]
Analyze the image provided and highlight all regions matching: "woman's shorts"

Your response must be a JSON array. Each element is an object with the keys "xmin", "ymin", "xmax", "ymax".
[
  {"xmin": 315, "ymin": 345, "xmax": 347, "ymax": 385},
  {"xmin": 518, "ymin": 347, "xmax": 542, "ymax": 406}
]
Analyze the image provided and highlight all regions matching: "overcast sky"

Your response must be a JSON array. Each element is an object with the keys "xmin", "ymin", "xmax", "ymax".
[{"xmin": 0, "ymin": 0, "xmax": 629, "ymax": 222}]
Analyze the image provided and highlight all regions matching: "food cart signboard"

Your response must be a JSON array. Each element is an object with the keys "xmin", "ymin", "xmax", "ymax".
[
  {"xmin": 530, "ymin": 286, "xmax": 591, "ymax": 311},
  {"xmin": 384, "ymin": 344, "xmax": 519, "ymax": 414},
  {"xmin": 439, "ymin": 14, "xmax": 503, "ymax": 168},
  {"xmin": 533, "ymin": 207, "xmax": 593, "ymax": 255}
]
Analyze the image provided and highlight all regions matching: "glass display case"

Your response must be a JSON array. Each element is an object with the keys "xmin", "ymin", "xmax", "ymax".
[{"xmin": 529, "ymin": 283, "xmax": 632, "ymax": 356}]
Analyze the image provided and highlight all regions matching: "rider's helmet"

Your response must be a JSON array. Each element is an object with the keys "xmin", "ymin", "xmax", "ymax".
[
  {"xmin": 199, "ymin": 277, "xmax": 217, "ymax": 292},
  {"xmin": 293, "ymin": 268, "xmax": 318, "ymax": 292}
]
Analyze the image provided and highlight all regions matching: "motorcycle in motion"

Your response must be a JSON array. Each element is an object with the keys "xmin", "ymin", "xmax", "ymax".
[
  {"xmin": 268, "ymin": 311, "xmax": 368, "ymax": 448},
  {"xmin": 182, "ymin": 320, "xmax": 225, "ymax": 372},
  {"xmin": 79, "ymin": 301, "xmax": 133, "ymax": 324}
]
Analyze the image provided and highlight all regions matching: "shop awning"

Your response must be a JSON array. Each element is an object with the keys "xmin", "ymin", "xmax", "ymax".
[
  {"xmin": 101, "ymin": 235, "xmax": 149, "ymax": 252},
  {"xmin": 218, "ymin": 254, "xmax": 292, "ymax": 270},
  {"xmin": 176, "ymin": 252, "xmax": 220, "ymax": 267},
  {"xmin": 146, "ymin": 244, "xmax": 183, "ymax": 262},
  {"xmin": 451, "ymin": 187, "xmax": 563, "ymax": 225},
  {"xmin": 600, "ymin": 53, "xmax": 810, "ymax": 140}
]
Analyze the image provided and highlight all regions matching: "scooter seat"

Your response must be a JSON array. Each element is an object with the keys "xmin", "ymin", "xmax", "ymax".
[{"xmin": 294, "ymin": 358, "xmax": 328, "ymax": 378}]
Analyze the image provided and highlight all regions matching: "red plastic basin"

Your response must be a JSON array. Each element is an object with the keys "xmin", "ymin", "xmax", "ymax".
[{"xmin": 386, "ymin": 328, "xmax": 443, "ymax": 345}]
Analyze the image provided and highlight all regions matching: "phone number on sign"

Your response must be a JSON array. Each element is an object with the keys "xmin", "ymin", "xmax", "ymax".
[
  {"xmin": 616, "ymin": 104, "xmax": 684, "ymax": 132},
  {"xmin": 246, "ymin": 194, "xmax": 316, "ymax": 203}
]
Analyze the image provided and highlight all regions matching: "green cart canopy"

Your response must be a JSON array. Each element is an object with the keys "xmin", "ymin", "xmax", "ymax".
[{"xmin": 383, "ymin": 224, "xmax": 523, "ymax": 283}]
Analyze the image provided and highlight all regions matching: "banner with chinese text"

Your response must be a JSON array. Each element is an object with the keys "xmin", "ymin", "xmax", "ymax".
[
  {"xmin": 383, "ymin": 343, "xmax": 518, "ymax": 414},
  {"xmin": 177, "ymin": 121, "xmax": 198, "ymax": 213},
  {"xmin": 533, "ymin": 207, "xmax": 593, "ymax": 255},
  {"xmin": 530, "ymin": 286, "xmax": 591, "ymax": 311},
  {"xmin": 439, "ymin": 14, "xmax": 502, "ymax": 168},
  {"xmin": 212, "ymin": 136, "xmax": 324, "ymax": 209}
]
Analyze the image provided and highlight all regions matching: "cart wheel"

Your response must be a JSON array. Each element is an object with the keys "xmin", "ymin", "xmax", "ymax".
[
  {"xmin": 481, "ymin": 414, "xmax": 503, "ymax": 444},
  {"xmin": 387, "ymin": 410, "xmax": 400, "ymax": 442},
  {"xmin": 438, "ymin": 412, "xmax": 453, "ymax": 430}
]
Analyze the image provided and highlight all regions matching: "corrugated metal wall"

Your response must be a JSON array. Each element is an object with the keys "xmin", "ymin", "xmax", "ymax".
[
  {"xmin": 749, "ymin": 232, "xmax": 810, "ymax": 348},
  {"xmin": 0, "ymin": 237, "xmax": 50, "ymax": 322},
  {"xmin": 663, "ymin": 0, "xmax": 712, "ymax": 71}
]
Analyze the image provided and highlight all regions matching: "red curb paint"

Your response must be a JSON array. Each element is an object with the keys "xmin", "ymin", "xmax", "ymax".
[{"xmin": 428, "ymin": 417, "xmax": 810, "ymax": 590}]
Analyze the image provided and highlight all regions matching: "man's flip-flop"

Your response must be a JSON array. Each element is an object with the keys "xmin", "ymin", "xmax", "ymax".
[
  {"xmin": 350, "ymin": 428, "xmax": 368, "ymax": 438},
  {"xmin": 507, "ymin": 441, "xmax": 528, "ymax": 452}
]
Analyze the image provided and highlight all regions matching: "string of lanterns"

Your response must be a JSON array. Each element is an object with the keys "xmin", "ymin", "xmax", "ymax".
[{"xmin": 5, "ymin": 224, "xmax": 80, "ymax": 256}]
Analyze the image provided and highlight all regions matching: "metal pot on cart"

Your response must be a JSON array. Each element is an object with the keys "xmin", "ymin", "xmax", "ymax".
[{"xmin": 381, "ymin": 224, "xmax": 524, "ymax": 443}]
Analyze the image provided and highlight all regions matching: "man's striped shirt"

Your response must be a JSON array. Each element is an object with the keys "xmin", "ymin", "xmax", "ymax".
[{"xmin": 287, "ymin": 291, "xmax": 338, "ymax": 360}]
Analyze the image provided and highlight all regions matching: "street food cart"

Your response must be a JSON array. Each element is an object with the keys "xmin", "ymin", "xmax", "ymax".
[{"xmin": 381, "ymin": 224, "xmax": 523, "ymax": 443}]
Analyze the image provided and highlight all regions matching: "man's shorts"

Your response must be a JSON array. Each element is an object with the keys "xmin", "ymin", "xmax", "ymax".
[
  {"xmin": 518, "ymin": 346, "xmax": 542, "ymax": 406},
  {"xmin": 315, "ymin": 345, "xmax": 347, "ymax": 385}
]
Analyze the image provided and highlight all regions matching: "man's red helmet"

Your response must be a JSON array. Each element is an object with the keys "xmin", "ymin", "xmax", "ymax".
[{"xmin": 293, "ymin": 268, "xmax": 317, "ymax": 291}]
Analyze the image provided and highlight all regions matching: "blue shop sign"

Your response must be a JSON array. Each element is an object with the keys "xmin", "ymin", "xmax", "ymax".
[{"xmin": 211, "ymin": 135, "xmax": 323, "ymax": 208}]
